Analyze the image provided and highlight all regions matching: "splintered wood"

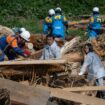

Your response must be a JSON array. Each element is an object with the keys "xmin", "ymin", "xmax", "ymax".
[
  {"xmin": 0, "ymin": 78, "xmax": 49, "ymax": 105},
  {"xmin": 0, "ymin": 88, "xmax": 11, "ymax": 105}
]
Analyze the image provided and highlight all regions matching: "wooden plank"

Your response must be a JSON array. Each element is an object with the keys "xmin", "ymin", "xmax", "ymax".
[
  {"xmin": 63, "ymin": 86, "xmax": 105, "ymax": 92},
  {"xmin": 11, "ymin": 100, "xmax": 27, "ymax": 105},
  {"xmin": 51, "ymin": 89, "xmax": 105, "ymax": 105},
  {"xmin": 0, "ymin": 59, "xmax": 67, "ymax": 66},
  {"xmin": 0, "ymin": 78, "xmax": 50, "ymax": 105}
]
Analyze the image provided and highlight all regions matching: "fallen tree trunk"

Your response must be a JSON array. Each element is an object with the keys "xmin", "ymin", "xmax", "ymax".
[
  {"xmin": 0, "ymin": 59, "xmax": 67, "ymax": 66},
  {"xmin": 51, "ymin": 88, "xmax": 105, "ymax": 105},
  {"xmin": 60, "ymin": 36, "xmax": 81, "ymax": 55},
  {"xmin": 0, "ymin": 25, "xmax": 14, "ymax": 36},
  {"xmin": 62, "ymin": 52, "xmax": 83, "ymax": 62},
  {"xmin": 63, "ymin": 86, "xmax": 105, "ymax": 92},
  {"xmin": 0, "ymin": 78, "xmax": 49, "ymax": 105},
  {"xmin": 0, "ymin": 88, "xmax": 11, "ymax": 105}
]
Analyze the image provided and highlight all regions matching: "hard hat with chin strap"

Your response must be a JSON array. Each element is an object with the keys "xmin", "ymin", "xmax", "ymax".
[
  {"xmin": 20, "ymin": 27, "xmax": 26, "ymax": 32},
  {"xmin": 55, "ymin": 7, "xmax": 62, "ymax": 13},
  {"xmin": 93, "ymin": 7, "xmax": 99, "ymax": 12},
  {"xmin": 20, "ymin": 31, "xmax": 30, "ymax": 41},
  {"xmin": 48, "ymin": 9, "xmax": 55, "ymax": 16}
]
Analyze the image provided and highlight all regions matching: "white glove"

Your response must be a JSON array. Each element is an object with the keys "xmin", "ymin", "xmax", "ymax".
[{"xmin": 78, "ymin": 72, "xmax": 83, "ymax": 76}]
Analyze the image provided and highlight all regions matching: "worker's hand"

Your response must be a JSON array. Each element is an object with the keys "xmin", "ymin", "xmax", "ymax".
[
  {"xmin": 78, "ymin": 72, "xmax": 83, "ymax": 76},
  {"xmin": 84, "ymin": 32, "xmax": 87, "ymax": 36},
  {"xmin": 23, "ymin": 53, "xmax": 29, "ymax": 58},
  {"xmin": 66, "ymin": 30, "xmax": 69, "ymax": 35}
]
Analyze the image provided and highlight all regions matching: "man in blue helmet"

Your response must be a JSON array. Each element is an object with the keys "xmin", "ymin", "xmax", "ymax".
[{"xmin": 51, "ymin": 7, "xmax": 68, "ymax": 40}]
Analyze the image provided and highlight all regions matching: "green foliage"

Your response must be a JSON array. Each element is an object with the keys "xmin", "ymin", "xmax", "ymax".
[
  {"xmin": 0, "ymin": 0, "xmax": 105, "ymax": 33},
  {"xmin": 68, "ymin": 29, "xmax": 88, "ymax": 40}
]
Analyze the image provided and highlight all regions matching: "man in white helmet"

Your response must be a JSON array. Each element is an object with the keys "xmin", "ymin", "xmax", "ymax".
[
  {"xmin": 86, "ymin": 7, "xmax": 104, "ymax": 56},
  {"xmin": 87, "ymin": 7, "xmax": 102, "ymax": 44},
  {"xmin": 43, "ymin": 9, "xmax": 55, "ymax": 36},
  {"xmin": 0, "ymin": 30, "xmax": 31, "ymax": 61},
  {"xmin": 51, "ymin": 7, "xmax": 68, "ymax": 40}
]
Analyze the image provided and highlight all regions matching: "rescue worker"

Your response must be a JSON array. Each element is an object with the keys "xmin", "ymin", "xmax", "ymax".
[
  {"xmin": 87, "ymin": 7, "xmax": 101, "ymax": 45},
  {"xmin": 0, "ymin": 31, "xmax": 31, "ymax": 61},
  {"xmin": 86, "ymin": 7, "xmax": 105, "ymax": 56},
  {"xmin": 40, "ymin": 34, "xmax": 61, "ymax": 60},
  {"xmin": 51, "ymin": 7, "xmax": 68, "ymax": 40},
  {"xmin": 43, "ymin": 9, "xmax": 55, "ymax": 36},
  {"xmin": 79, "ymin": 43, "xmax": 105, "ymax": 98}
]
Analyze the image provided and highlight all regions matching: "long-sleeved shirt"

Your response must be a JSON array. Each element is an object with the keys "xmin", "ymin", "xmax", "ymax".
[
  {"xmin": 40, "ymin": 41, "xmax": 61, "ymax": 60},
  {"xmin": 87, "ymin": 14, "xmax": 102, "ymax": 38},
  {"xmin": 80, "ymin": 52, "xmax": 105, "ymax": 80},
  {"xmin": 0, "ymin": 35, "xmax": 25, "ymax": 60},
  {"xmin": 0, "ymin": 48, "xmax": 4, "ymax": 61},
  {"xmin": 51, "ymin": 14, "xmax": 68, "ymax": 39}
]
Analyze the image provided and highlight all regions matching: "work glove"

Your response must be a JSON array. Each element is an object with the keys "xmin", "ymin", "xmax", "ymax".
[
  {"xmin": 84, "ymin": 32, "xmax": 87, "ymax": 36},
  {"xmin": 78, "ymin": 72, "xmax": 83, "ymax": 76},
  {"xmin": 23, "ymin": 53, "xmax": 29, "ymax": 58},
  {"xmin": 66, "ymin": 30, "xmax": 69, "ymax": 35}
]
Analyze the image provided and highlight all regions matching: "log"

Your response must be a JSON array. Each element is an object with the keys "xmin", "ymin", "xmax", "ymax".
[
  {"xmin": 63, "ymin": 86, "xmax": 105, "ymax": 92},
  {"xmin": 60, "ymin": 36, "xmax": 81, "ymax": 55},
  {"xmin": 68, "ymin": 20, "xmax": 89, "ymax": 26},
  {"xmin": 51, "ymin": 88, "xmax": 105, "ymax": 105},
  {"xmin": 0, "ymin": 64, "xmax": 65, "ymax": 78},
  {"xmin": 0, "ymin": 59, "xmax": 67, "ymax": 66},
  {"xmin": 0, "ymin": 78, "xmax": 49, "ymax": 105},
  {"xmin": 0, "ymin": 25, "xmax": 14, "ymax": 36},
  {"xmin": 62, "ymin": 52, "xmax": 83, "ymax": 62},
  {"xmin": 0, "ymin": 88, "xmax": 11, "ymax": 105}
]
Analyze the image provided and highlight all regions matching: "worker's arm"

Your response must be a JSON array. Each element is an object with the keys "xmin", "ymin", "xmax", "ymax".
[
  {"xmin": 79, "ymin": 54, "xmax": 92, "ymax": 75},
  {"xmin": 0, "ymin": 49, "xmax": 5, "ymax": 61},
  {"xmin": 63, "ymin": 16, "xmax": 68, "ymax": 28},
  {"xmin": 62, "ymin": 16, "xmax": 69, "ymax": 34},
  {"xmin": 43, "ymin": 22, "xmax": 49, "ymax": 35},
  {"xmin": 6, "ymin": 36, "xmax": 27, "ymax": 57}
]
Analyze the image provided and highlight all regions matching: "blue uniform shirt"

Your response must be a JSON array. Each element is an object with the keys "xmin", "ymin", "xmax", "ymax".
[
  {"xmin": 43, "ymin": 16, "xmax": 52, "ymax": 34},
  {"xmin": 88, "ymin": 14, "xmax": 102, "ymax": 40},
  {"xmin": 51, "ymin": 14, "xmax": 68, "ymax": 39}
]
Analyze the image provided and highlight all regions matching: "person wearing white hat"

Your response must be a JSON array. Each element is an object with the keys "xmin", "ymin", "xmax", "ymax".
[
  {"xmin": 0, "ymin": 30, "xmax": 31, "ymax": 61},
  {"xmin": 87, "ymin": 7, "xmax": 102, "ymax": 44},
  {"xmin": 43, "ymin": 9, "xmax": 55, "ymax": 37},
  {"xmin": 50, "ymin": 7, "xmax": 68, "ymax": 40}
]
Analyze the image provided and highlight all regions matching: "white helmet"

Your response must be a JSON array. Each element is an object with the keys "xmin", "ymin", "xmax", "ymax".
[
  {"xmin": 55, "ymin": 7, "xmax": 62, "ymax": 12},
  {"xmin": 93, "ymin": 7, "xmax": 99, "ymax": 12},
  {"xmin": 20, "ymin": 27, "xmax": 26, "ymax": 32},
  {"xmin": 20, "ymin": 31, "xmax": 30, "ymax": 41},
  {"xmin": 48, "ymin": 9, "xmax": 55, "ymax": 16}
]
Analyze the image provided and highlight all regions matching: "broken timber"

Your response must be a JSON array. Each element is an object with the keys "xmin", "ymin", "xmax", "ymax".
[
  {"xmin": 0, "ymin": 78, "xmax": 50, "ymax": 105},
  {"xmin": 0, "ymin": 79, "xmax": 105, "ymax": 105},
  {"xmin": 63, "ymin": 86, "xmax": 105, "ymax": 92},
  {"xmin": 0, "ymin": 59, "xmax": 67, "ymax": 66},
  {"xmin": 51, "ymin": 88, "xmax": 105, "ymax": 105}
]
